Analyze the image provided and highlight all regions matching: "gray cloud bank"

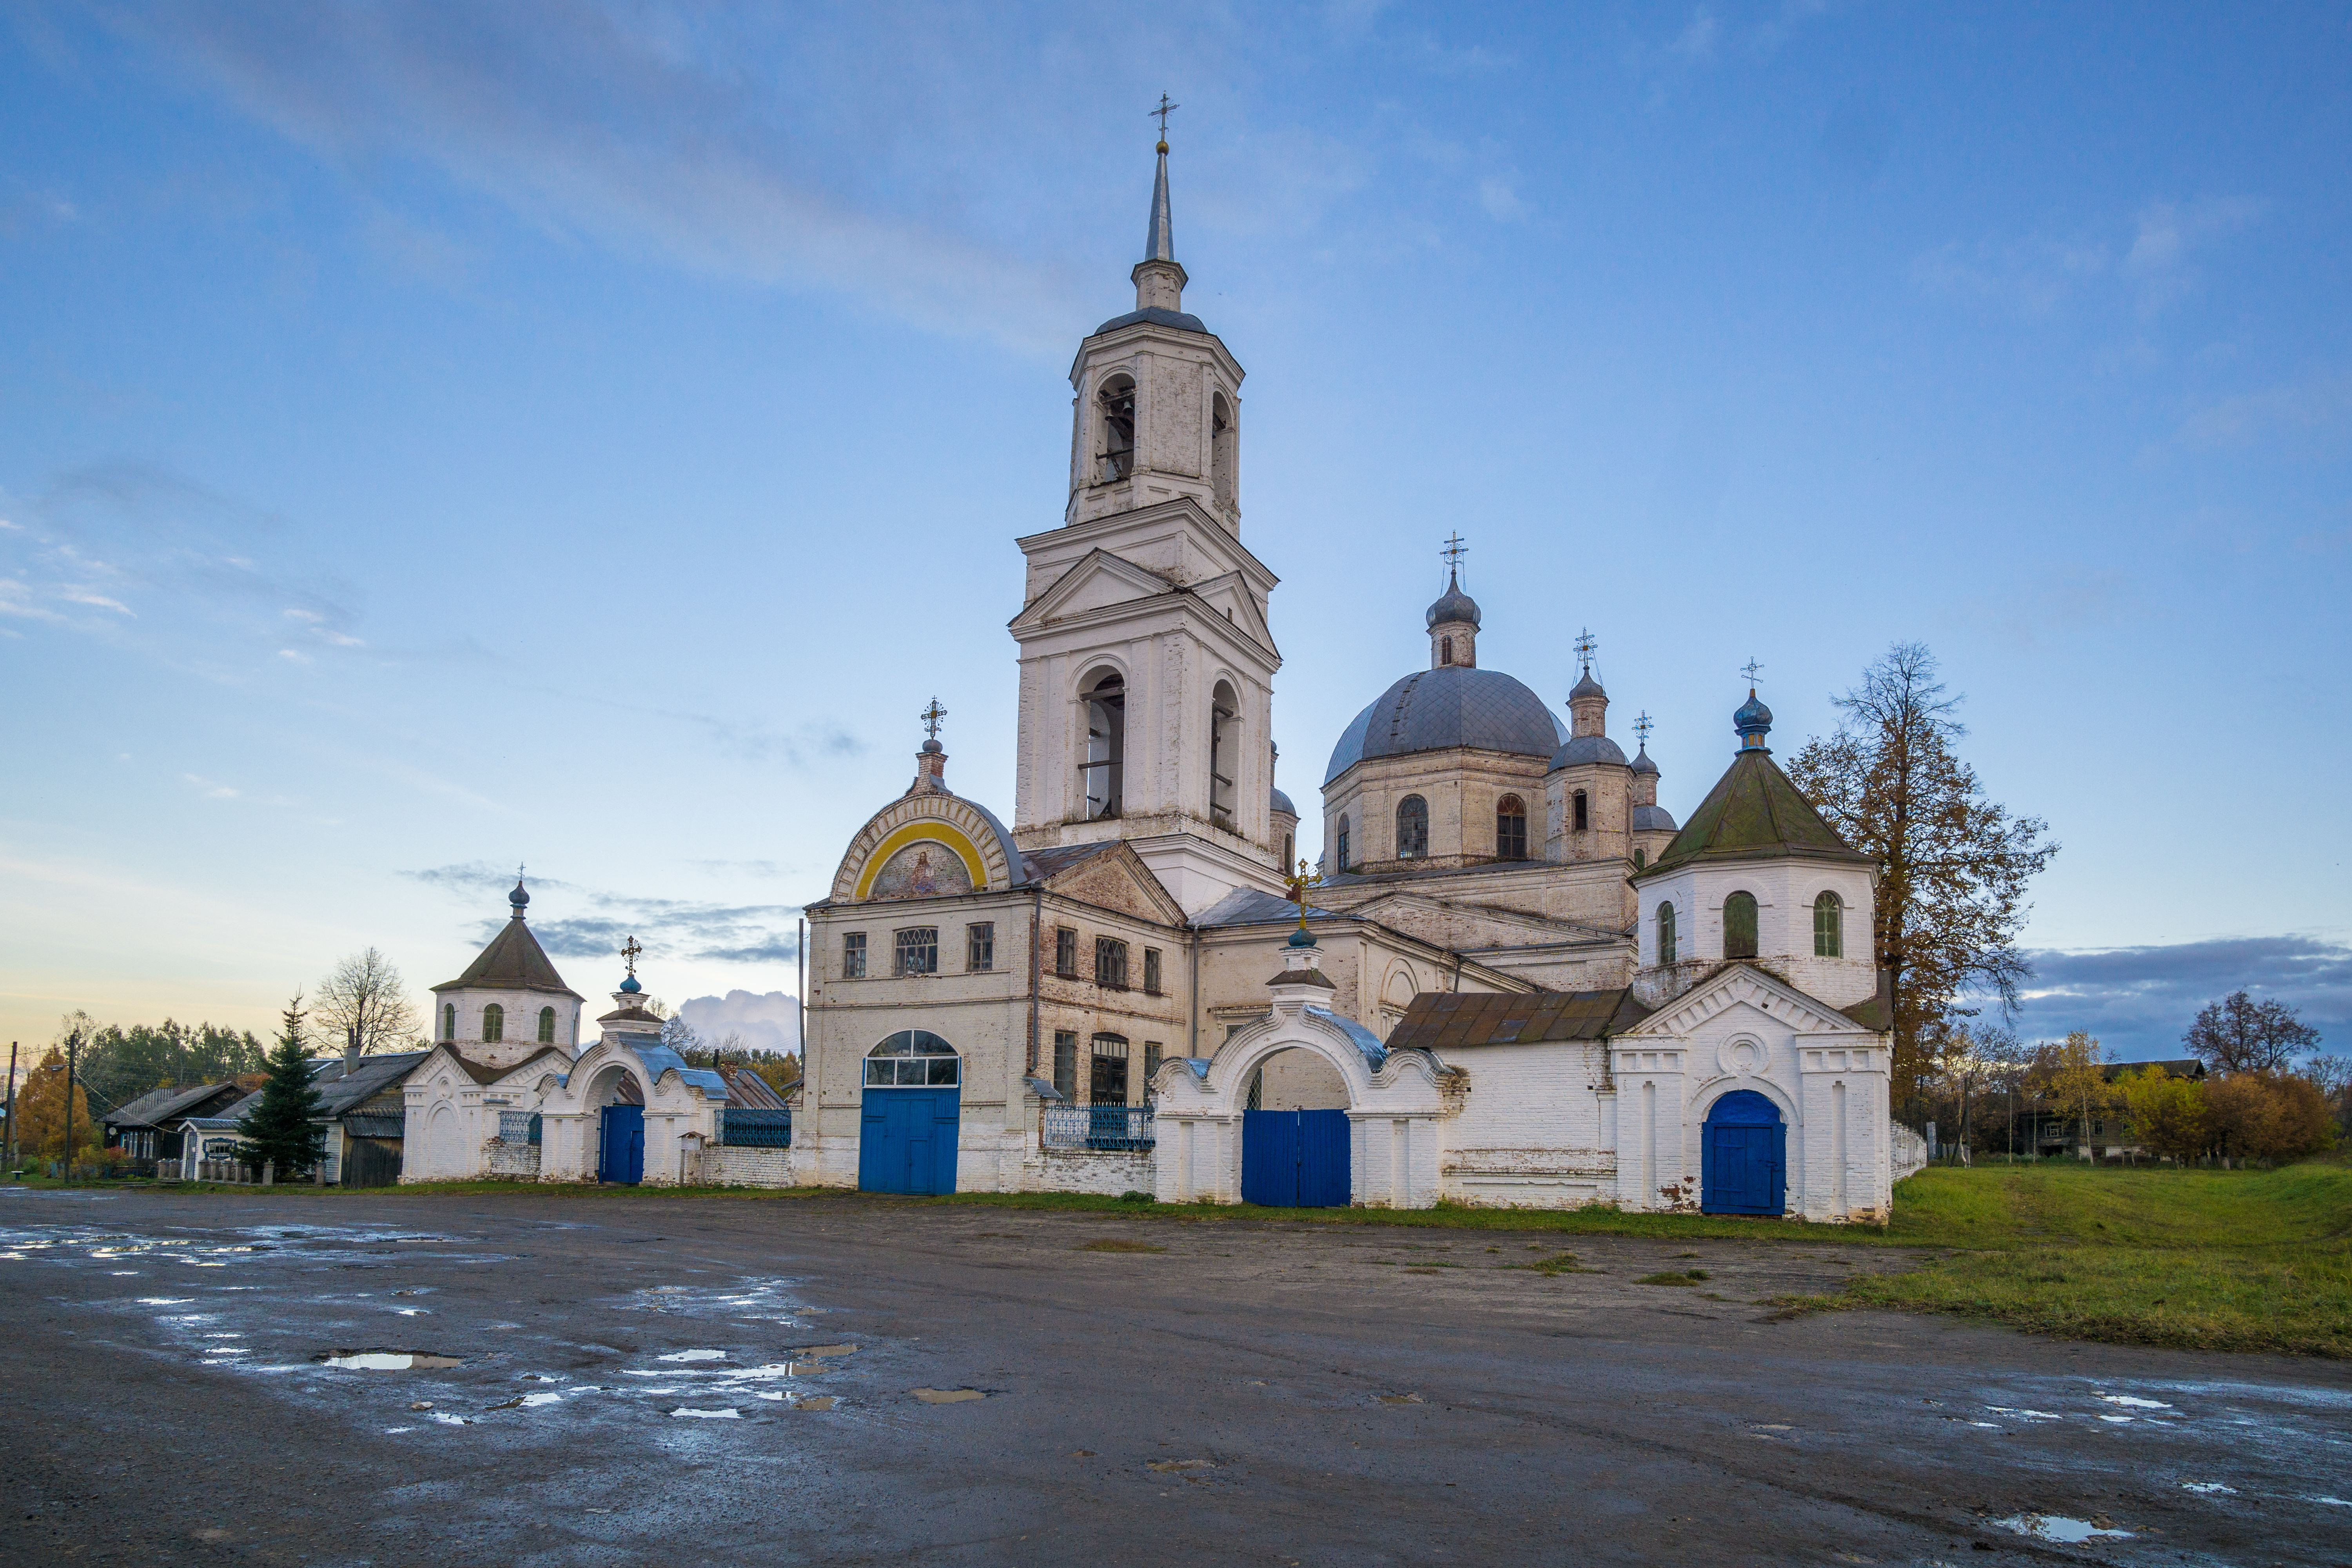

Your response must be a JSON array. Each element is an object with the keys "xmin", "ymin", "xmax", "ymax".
[
  {"xmin": 2009, "ymin": 935, "xmax": 2348, "ymax": 1061},
  {"xmin": 677, "ymin": 989, "xmax": 800, "ymax": 1057},
  {"xmin": 408, "ymin": 861, "xmax": 801, "ymax": 977}
]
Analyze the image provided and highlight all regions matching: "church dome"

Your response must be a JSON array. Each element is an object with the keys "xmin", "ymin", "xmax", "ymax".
[
  {"xmin": 1270, "ymin": 786, "xmax": 1298, "ymax": 819},
  {"xmin": 1325, "ymin": 667, "xmax": 1566, "ymax": 785},
  {"xmin": 1549, "ymin": 733, "xmax": 1628, "ymax": 769},
  {"xmin": 1425, "ymin": 575, "xmax": 1481, "ymax": 629}
]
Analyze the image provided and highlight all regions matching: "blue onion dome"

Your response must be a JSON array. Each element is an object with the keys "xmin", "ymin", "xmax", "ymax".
[
  {"xmin": 1288, "ymin": 926, "xmax": 1318, "ymax": 948},
  {"xmin": 619, "ymin": 974, "xmax": 642, "ymax": 995},
  {"xmin": 1425, "ymin": 571, "xmax": 1481, "ymax": 629},
  {"xmin": 1733, "ymin": 689, "xmax": 1773, "ymax": 746},
  {"xmin": 508, "ymin": 880, "xmax": 530, "ymax": 911},
  {"xmin": 1630, "ymin": 745, "xmax": 1660, "ymax": 777}
]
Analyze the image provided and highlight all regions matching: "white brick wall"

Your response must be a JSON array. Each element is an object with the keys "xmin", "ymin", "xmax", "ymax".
[{"xmin": 699, "ymin": 1146, "xmax": 798, "ymax": 1187}]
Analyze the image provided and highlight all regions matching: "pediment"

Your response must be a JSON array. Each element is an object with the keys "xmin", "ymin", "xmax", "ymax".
[
  {"xmin": 1010, "ymin": 548, "xmax": 1173, "ymax": 632},
  {"xmin": 1040, "ymin": 842, "xmax": 1186, "ymax": 925},
  {"xmin": 1621, "ymin": 964, "xmax": 1868, "ymax": 1041}
]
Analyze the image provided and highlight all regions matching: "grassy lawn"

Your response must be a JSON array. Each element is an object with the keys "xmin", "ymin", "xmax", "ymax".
[
  {"xmin": 25, "ymin": 1157, "xmax": 2348, "ymax": 1357},
  {"xmin": 1832, "ymin": 1159, "xmax": 2352, "ymax": 1359}
]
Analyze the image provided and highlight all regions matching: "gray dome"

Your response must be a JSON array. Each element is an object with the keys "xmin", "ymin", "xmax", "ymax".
[
  {"xmin": 1630, "ymin": 745, "xmax": 1659, "ymax": 777},
  {"xmin": 1631, "ymin": 804, "xmax": 1679, "ymax": 833},
  {"xmin": 1325, "ymin": 667, "xmax": 1567, "ymax": 785},
  {"xmin": 1425, "ymin": 574, "xmax": 1481, "ymax": 629},
  {"xmin": 1549, "ymin": 733, "xmax": 1628, "ymax": 770},
  {"xmin": 1568, "ymin": 671, "xmax": 1606, "ymax": 701},
  {"xmin": 1270, "ymin": 786, "xmax": 1298, "ymax": 819}
]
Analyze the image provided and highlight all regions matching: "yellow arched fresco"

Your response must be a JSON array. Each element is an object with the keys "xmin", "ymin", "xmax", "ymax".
[{"xmin": 853, "ymin": 819, "xmax": 990, "ymax": 900}]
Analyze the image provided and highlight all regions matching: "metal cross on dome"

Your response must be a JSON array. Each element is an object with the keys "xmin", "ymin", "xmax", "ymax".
[
  {"xmin": 1741, "ymin": 657, "xmax": 1766, "ymax": 687},
  {"xmin": 1574, "ymin": 628, "xmax": 1597, "ymax": 676},
  {"xmin": 1150, "ymin": 93, "xmax": 1180, "ymax": 140},
  {"xmin": 1633, "ymin": 711, "xmax": 1654, "ymax": 749},
  {"xmin": 621, "ymin": 935, "xmax": 642, "ymax": 978},
  {"xmin": 1440, "ymin": 532, "xmax": 1468, "ymax": 575},
  {"xmin": 920, "ymin": 697, "xmax": 948, "ymax": 741}
]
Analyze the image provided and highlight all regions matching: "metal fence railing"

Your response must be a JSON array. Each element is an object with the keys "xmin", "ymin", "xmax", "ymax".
[
  {"xmin": 497, "ymin": 1112, "xmax": 542, "ymax": 1144},
  {"xmin": 1040, "ymin": 1105, "xmax": 1155, "ymax": 1152},
  {"xmin": 718, "ymin": 1108, "xmax": 792, "ymax": 1148}
]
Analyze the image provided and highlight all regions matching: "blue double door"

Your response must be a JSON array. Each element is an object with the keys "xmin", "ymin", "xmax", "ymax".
[
  {"xmin": 859, "ymin": 1087, "xmax": 961, "ymax": 1195},
  {"xmin": 1700, "ymin": 1090, "xmax": 1786, "ymax": 1215},
  {"xmin": 599, "ymin": 1104, "xmax": 644, "ymax": 1185},
  {"xmin": 1241, "ymin": 1108, "xmax": 1351, "ymax": 1208}
]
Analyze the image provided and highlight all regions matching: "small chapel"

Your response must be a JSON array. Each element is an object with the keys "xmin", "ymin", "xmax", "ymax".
[{"xmin": 797, "ymin": 135, "xmax": 1903, "ymax": 1221}]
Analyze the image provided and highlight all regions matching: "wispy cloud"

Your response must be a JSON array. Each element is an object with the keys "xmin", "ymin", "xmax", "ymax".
[
  {"xmin": 112, "ymin": 0, "xmax": 1083, "ymax": 352},
  {"xmin": 2176, "ymin": 371, "xmax": 2352, "ymax": 454},
  {"xmin": 1914, "ymin": 196, "xmax": 2263, "ymax": 320},
  {"xmin": 407, "ymin": 860, "xmax": 804, "ymax": 973}
]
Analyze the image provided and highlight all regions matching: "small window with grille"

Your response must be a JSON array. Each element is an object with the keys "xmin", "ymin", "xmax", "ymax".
[
  {"xmin": 894, "ymin": 927, "xmax": 938, "ymax": 976},
  {"xmin": 1096, "ymin": 937, "xmax": 1129, "ymax": 989},
  {"xmin": 1054, "ymin": 927, "xmax": 1078, "ymax": 978},
  {"xmin": 966, "ymin": 922, "xmax": 995, "ymax": 972},
  {"xmin": 842, "ymin": 931, "xmax": 867, "ymax": 979},
  {"xmin": 1143, "ymin": 947, "xmax": 1163, "ymax": 995},
  {"xmin": 1143, "ymin": 1041, "xmax": 1163, "ymax": 1083}
]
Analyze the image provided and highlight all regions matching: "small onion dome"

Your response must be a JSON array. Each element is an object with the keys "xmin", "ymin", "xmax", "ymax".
[
  {"xmin": 1568, "ymin": 671, "xmax": 1606, "ymax": 701},
  {"xmin": 619, "ymin": 974, "xmax": 642, "ymax": 995},
  {"xmin": 508, "ymin": 880, "xmax": 530, "ymax": 912},
  {"xmin": 1288, "ymin": 926, "xmax": 1318, "ymax": 948},
  {"xmin": 920, "ymin": 738, "xmax": 943, "ymax": 755},
  {"xmin": 1425, "ymin": 572, "xmax": 1481, "ymax": 629},
  {"xmin": 1630, "ymin": 744, "xmax": 1660, "ymax": 777},
  {"xmin": 1270, "ymin": 786, "xmax": 1297, "ymax": 818},
  {"xmin": 1734, "ymin": 689, "xmax": 1773, "ymax": 745}
]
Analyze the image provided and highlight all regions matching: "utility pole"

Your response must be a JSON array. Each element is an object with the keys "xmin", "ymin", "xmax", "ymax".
[
  {"xmin": 4, "ymin": 1041, "xmax": 16, "ymax": 1169},
  {"xmin": 64, "ymin": 1027, "xmax": 79, "ymax": 1183}
]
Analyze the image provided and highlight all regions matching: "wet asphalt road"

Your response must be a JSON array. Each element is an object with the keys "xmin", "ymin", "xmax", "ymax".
[{"xmin": 2, "ymin": 1187, "xmax": 2347, "ymax": 1567}]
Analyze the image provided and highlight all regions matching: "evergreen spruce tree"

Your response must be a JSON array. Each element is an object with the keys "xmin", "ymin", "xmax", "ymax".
[{"xmin": 237, "ymin": 992, "xmax": 326, "ymax": 1176}]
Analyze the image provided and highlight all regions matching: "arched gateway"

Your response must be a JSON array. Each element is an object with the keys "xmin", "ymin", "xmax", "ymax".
[{"xmin": 1149, "ymin": 936, "xmax": 1450, "ymax": 1209}]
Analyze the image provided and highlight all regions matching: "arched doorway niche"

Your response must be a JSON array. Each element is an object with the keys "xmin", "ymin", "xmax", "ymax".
[{"xmin": 1150, "ymin": 1004, "xmax": 1448, "ymax": 1209}]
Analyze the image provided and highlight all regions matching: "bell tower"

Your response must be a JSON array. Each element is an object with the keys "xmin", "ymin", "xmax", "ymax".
[{"xmin": 1009, "ymin": 120, "xmax": 1285, "ymax": 915}]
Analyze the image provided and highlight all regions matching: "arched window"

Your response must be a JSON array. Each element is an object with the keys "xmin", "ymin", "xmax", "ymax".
[
  {"xmin": 1097, "ymin": 374, "xmax": 1136, "ymax": 483},
  {"xmin": 1572, "ymin": 789, "xmax": 1590, "ymax": 833},
  {"xmin": 1090, "ymin": 1033, "xmax": 1131, "ymax": 1105},
  {"xmin": 1282, "ymin": 831, "xmax": 1294, "ymax": 869},
  {"xmin": 537, "ymin": 1006, "xmax": 556, "ymax": 1044},
  {"xmin": 1814, "ymin": 891, "xmax": 1844, "ymax": 957},
  {"xmin": 864, "ymin": 1029, "xmax": 960, "ymax": 1087},
  {"xmin": 1657, "ymin": 902, "xmax": 1677, "ymax": 965},
  {"xmin": 1724, "ymin": 892, "xmax": 1759, "ymax": 960},
  {"xmin": 1439, "ymin": 635, "xmax": 1454, "ymax": 666},
  {"xmin": 1210, "ymin": 390, "xmax": 1236, "ymax": 511},
  {"xmin": 482, "ymin": 1003, "xmax": 505, "ymax": 1042},
  {"xmin": 1633, "ymin": 846, "xmax": 1647, "ymax": 870},
  {"xmin": 1209, "ymin": 680, "xmax": 1240, "ymax": 831},
  {"xmin": 1495, "ymin": 795, "xmax": 1528, "ymax": 860},
  {"xmin": 1336, "ymin": 814, "xmax": 1350, "ymax": 871},
  {"xmin": 1080, "ymin": 670, "xmax": 1125, "ymax": 819},
  {"xmin": 1396, "ymin": 795, "xmax": 1428, "ymax": 859},
  {"xmin": 441, "ymin": 1003, "xmax": 455, "ymax": 1041}
]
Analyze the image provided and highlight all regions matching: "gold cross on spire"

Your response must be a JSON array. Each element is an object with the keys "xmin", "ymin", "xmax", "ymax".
[
  {"xmin": 621, "ymin": 935, "xmax": 642, "ymax": 977},
  {"xmin": 920, "ymin": 697, "xmax": 947, "ymax": 741},
  {"xmin": 1284, "ymin": 857, "xmax": 1321, "ymax": 934},
  {"xmin": 1150, "ymin": 92, "xmax": 1180, "ymax": 143}
]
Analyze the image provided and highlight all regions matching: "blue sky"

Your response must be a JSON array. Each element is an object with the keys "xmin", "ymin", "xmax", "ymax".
[{"xmin": 3, "ymin": 2, "xmax": 2347, "ymax": 1063}]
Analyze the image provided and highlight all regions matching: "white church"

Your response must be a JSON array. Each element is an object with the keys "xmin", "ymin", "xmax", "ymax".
[{"xmin": 788, "ymin": 140, "xmax": 1903, "ymax": 1222}]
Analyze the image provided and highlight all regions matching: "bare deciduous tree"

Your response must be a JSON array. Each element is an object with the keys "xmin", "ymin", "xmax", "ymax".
[
  {"xmin": 2183, "ymin": 990, "xmax": 2321, "ymax": 1076},
  {"xmin": 1788, "ymin": 642, "xmax": 2058, "ymax": 1097},
  {"xmin": 314, "ymin": 948, "xmax": 419, "ymax": 1056}
]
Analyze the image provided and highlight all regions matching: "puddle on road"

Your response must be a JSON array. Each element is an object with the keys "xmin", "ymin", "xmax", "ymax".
[
  {"xmin": 1994, "ymin": 1514, "xmax": 2133, "ymax": 1543},
  {"xmin": 669, "ymin": 1407, "xmax": 740, "ymax": 1419},
  {"xmin": 2099, "ymin": 1394, "xmax": 2172, "ymax": 1410},
  {"xmin": 2180, "ymin": 1482, "xmax": 2238, "ymax": 1495},
  {"xmin": 316, "ymin": 1351, "xmax": 465, "ymax": 1370},
  {"xmin": 658, "ymin": 1349, "xmax": 726, "ymax": 1363}
]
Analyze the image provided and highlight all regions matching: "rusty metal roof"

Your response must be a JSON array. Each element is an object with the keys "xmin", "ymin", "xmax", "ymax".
[{"xmin": 1385, "ymin": 989, "xmax": 1650, "ymax": 1051}]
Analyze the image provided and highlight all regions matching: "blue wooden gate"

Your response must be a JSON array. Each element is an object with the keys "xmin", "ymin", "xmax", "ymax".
[
  {"xmin": 858, "ymin": 1086, "xmax": 961, "ymax": 1195},
  {"xmin": 1241, "ymin": 1107, "xmax": 1351, "ymax": 1207},
  {"xmin": 1700, "ymin": 1090, "xmax": 1785, "ymax": 1215},
  {"xmin": 598, "ymin": 1103, "xmax": 644, "ymax": 1185}
]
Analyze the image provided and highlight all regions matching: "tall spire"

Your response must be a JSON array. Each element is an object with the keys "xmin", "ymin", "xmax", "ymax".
[{"xmin": 1132, "ymin": 97, "xmax": 1188, "ymax": 314}]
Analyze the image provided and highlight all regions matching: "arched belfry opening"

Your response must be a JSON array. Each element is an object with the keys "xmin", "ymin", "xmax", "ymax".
[
  {"xmin": 1080, "ymin": 670, "xmax": 1126, "ymax": 820},
  {"xmin": 1211, "ymin": 390, "xmax": 1236, "ymax": 515},
  {"xmin": 1209, "ymin": 679, "xmax": 1240, "ymax": 831},
  {"xmin": 1096, "ymin": 374, "xmax": 1136, "ymax": 483}
]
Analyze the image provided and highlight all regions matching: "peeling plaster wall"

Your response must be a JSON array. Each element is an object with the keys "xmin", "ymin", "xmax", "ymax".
[
  {"xmin": 1438, "ymin": 1042, "xmax": 1620, "ymax": 1208},
  {"xmin": 699, "ymin": 1146, "xmax": 797, "ymax": 1187}
]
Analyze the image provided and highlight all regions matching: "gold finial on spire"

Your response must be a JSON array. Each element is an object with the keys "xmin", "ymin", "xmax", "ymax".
[{"xmin": 1284, "ymin": 857, "xmax": 1322, "ymax": 935}]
